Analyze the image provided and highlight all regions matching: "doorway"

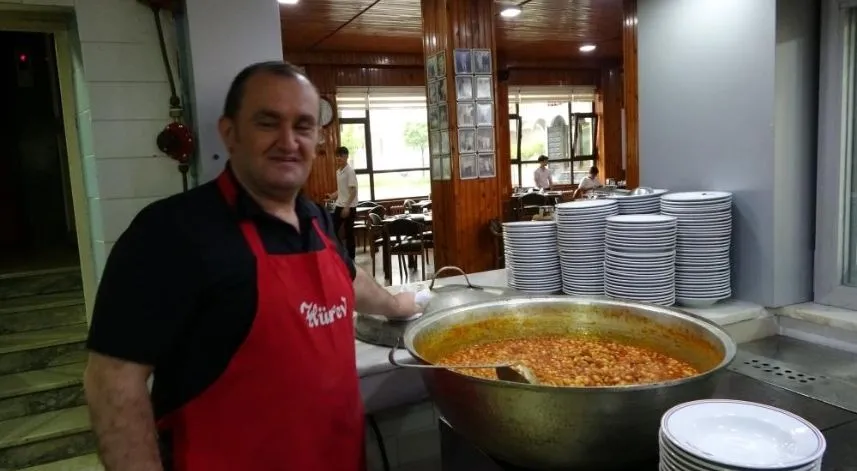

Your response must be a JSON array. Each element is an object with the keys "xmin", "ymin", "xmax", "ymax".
[{"xmin": 0, "ymin": 30, "xmax": 79, "ymax": 275}]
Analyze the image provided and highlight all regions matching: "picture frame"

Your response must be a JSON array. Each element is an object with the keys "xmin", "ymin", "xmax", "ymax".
[
  {"xmin": 457, "ymin": 102, "xmax": 476, "ymax": 128},
  {"xmin": 476, "ymin": 102, "xmax": 493, "ymax": 127},
  {"xmin": 472, "ymin": 49, "xmax": 492, "ymax": 75},
  {"xmin": 453, "ymin": 49, "xmax": 473, "ymax": 75},
  {"xmin": 431, "ymin": 155, "xmax": 442, "ymax": 181},
  {"xmin": 475, "ymin": 75, "xmax": 493, "ymax": 100},
  {"xmin": 478, "ymin": 153, "xmax": 496, "ymax": 178},
  {"xmin": 455, "ymin": 76, "xmax": 473, "ymax": 101},
  {"xmin": 438, "ymin": 103, "xmax": 449, "ymax": 129},
  {"xmin": 430, "ymin": 131, "xmax": 441, "ymax": 156},
  {"xmin": 458, "ymin": 128, "xmax": 476, "ymax": 154},
  {"xmin": 440, "ymin": 130, "xmax": 450, "ymax": 154},
  {"xmin": 437, "ymin": 51, "xmax": 446, "ymax": 77},
  {"xmin": 428, "ymin": 80, "xmax": 439, "ymax": 104},
  {"xmin": 426, "ymin": 55, "xmax": 438, "ymax": 80},
  {"xmin": 476, "ymin": 127, "xmax": 494, "ymax": 152},
  {"xmin": 459, "ymin": 153, "xmax": 477, "ymax": 180},
  {"xmin": 428, "ymin": 105, "xmax": 439, "ymax": 130},
  {"xmin": 441, "ymin": 154, "xmax": 452, "ymax": 180},
  {"xmin": 436, "ymin": 78, "xmax": 447, "ymax": 102}
]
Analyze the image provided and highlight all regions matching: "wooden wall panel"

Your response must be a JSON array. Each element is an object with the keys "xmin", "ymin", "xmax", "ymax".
[
  {"xmin": 335, "ymin": 67, "xmax": 425, "ymax": 87},
  {"xmin": 507, "ymin": 68, "xmax": 599, "ymax": 87},
  {"xmin": 599, "ymin": 66, "xmax": 623, "ymax": 180},
  {"xmin": 284, "ymin": 51, "xmax": 423, "ymax": 67},
  {"xmin": 496, "ymin": 80, "xmax": 512, "ymax": 202},
  {"xmin": 622, "ymin": 0, "xmax": 640, "ymax": 188}
]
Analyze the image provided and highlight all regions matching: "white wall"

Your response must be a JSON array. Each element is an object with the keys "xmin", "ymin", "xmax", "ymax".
[
  {"xmin": 637, "ymin": 0, "xmax": 818, "ymax": 307},
  {"xmin": 182, "ymin": 0, "xmax": 284, "ymax": 183}
]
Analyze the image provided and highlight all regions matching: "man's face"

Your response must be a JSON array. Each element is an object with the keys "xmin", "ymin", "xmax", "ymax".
[
  {"xmin": 218, "ymin": 73, "xmax": 320, "ymax": 194},
  {"xmin": 335, "ymin": 154, "xmax": 347, "ymax": 168}
]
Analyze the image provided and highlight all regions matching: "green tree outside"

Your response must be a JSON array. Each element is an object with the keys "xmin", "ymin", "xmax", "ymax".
[{"xmin": 403, "ymin": 122, "xmax": 429, "ymax": 167}]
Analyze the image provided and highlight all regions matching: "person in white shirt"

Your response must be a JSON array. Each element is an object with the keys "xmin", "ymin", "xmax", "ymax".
[
  {"xmin": 533, "ymin": 155, "xmax": 552, "ymax": 190},
  {"xmin": 573, "ymin": 166, "xmax": 602, "ymax": 199},
  {"xmin": 327, "ymin": 146, "xmax": 358, "ymax": 259}
]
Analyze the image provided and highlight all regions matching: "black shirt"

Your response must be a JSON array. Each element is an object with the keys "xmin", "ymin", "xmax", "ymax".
[{"xmin": 86, "ymin": 172, "xmax": 356, "ymax": 418}]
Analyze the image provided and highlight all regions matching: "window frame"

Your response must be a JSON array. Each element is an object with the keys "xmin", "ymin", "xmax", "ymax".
[
  {"xmin": 336, "ymin": 102, "xmax": 431, "ymax": 201},
  {"xmin": 815, "ymin": 0, "xmax": 857, "ymax": 308}
]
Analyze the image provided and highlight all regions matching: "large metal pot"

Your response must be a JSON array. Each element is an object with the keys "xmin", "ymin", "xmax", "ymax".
[{"xmin": 402, "ymin": 296, "xmax": 736, "ymax": 469}]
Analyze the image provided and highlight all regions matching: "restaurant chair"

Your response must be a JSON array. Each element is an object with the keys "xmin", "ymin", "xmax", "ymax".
[
  {"xmin": 519, "ymin": 193, "xmax": 549, "ymax": 220},
  {"xmin": 489, "ymin": 219, "xmax": 504, "ymax": 269},
  {"xmin": 354, "ymin": 203, "xmax": 379, "ymax": 253},
  {"xmin": 403, "ymin": 199, "xmax": 417, "ymax": 212},
  {"xmin": 385, "ymin": 218, "xmax": 427, "ymax": 282},
  {"xmin": 389, "ymin": 205, "xmax": 405, "ymax": 215},
  {"xmin": 367, "ymin": 213, "xmax": 385, "ymax": 277}
]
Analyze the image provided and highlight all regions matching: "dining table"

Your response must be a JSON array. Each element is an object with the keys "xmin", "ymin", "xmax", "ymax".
[{"xmin": 379, "ymin": 213, "xmax": 433, "ymax": 285}]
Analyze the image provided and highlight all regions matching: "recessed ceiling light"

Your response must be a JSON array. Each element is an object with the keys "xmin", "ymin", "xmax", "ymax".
[
  {"xmin": 278, "ymin": 0, "xmax": 299, "ymax": 4},
  {"xmin": 500, "ymin": 6, "xmax": 522, "ymax": 18},
  {"xmin": 579, "ymin": 44, "xmax": 597, "ymax": 52}
]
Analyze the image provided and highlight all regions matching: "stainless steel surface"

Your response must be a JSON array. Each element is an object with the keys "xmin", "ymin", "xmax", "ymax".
[
  {"xmin": 728, "ymin": 336, "xmax": 857, "ymax": 413},
  {"xmin": 403, "ymin": 296, "xmax": 736, "ymax": 469},
  {"xmin": 354, "ymin": 266, "xmax": 518, "ymax": 347},
  {"xmin": 631, "ymin": 186, "xmax": 654, "ymax": 195}
]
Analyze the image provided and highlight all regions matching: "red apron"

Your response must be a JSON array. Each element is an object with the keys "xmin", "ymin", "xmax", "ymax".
[{"xmin": 157, "ymin": 170, "xmax": 364, "ymax": 471}]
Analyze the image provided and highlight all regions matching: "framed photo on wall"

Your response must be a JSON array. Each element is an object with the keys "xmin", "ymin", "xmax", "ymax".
[
  {"xmin": 472, "ymin": 49, "xmax": 492, "ymax": 74},
  {"xmin": 438, "ymin": 103, "xmax": 449, "ymax": 129},
  {"xmin": 431, "ymin": 155, "xmax": 442, "ymax": 181},
  {"xmin": 475, "ymin": 76, "xmax": 492, "ymax": 100},
  {"xmin": 440, "ymin": 130, "xmax": 450, "ymax": 154},
  {"xmin": 454, "ymin": 49, "xmax": 472, "ymax": 75},
  {"xmin": 428, "ymin": 105, "xmax": 439, "ymax": 130},
  {"xmin": 476, "ymin": 102, "xmax": 493, "ymax": 127},
  {"xmin": 476, "ymin": 127, "xmax": 494, "ymax": 152},
  {"xmin": 459, "ymin": 128, "xmax": 476, "ymax": 153},
  {"xmin": 459, "ymin": 153, "xmax": 477, "ymax": 180},
  {"xmin": 441, "ymin": 154, "xmax": 451, "ymax": 180},
  {"xmin": 455, "ymin": 76, "xmax": 473, "ymax": 101},
  {"xmin": 436, "ymin": 78, "xmax": 447, "ymax": 102},
  {"xmin": 428, "ymin": 80, "xmax": 439, "ymax": 104},
  {"xmin": 478, "ymin": 153, "xmax": 496, "ymax": 178},
  {"xmin": 437, "ymin": 51, "xmax": 447, "ymax": 76},
  {"xmin": 430, "ymin": 131, "xmax": 441, "ymax": 156},
  {"xmin": 457, "ymin": 102, "xmax": 476, "ymax": 128},
  {"xmin": 427, "ymin": 55, "xmax": 438, "ymax": 79}
]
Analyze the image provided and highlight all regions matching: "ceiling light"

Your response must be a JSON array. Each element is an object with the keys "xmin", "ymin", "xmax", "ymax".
[
  {"xmin": 500, "ymin": 6, "xmax": 522, "ymax": 18},
  {"xmin": 579, "ymin": 44, "xmax": 597, "ymax": 52},
  {"xmin": 278, "ymin": 0, "xmax": 299, "ymax": 4}
]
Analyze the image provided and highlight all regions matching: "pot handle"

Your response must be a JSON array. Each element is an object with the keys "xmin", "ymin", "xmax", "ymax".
[{"xmin": 428, "ymin": 266, "xmax": 474, "ymax": 291}]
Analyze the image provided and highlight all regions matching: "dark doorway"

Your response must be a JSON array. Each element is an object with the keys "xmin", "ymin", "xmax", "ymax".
[{"xmin": 0, "ymin": 31, "xmax": 79, "ymax": 274}]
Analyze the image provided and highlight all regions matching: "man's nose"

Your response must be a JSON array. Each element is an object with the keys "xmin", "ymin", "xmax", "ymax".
[{"xmin": 277, "ymin": 127, "xmax": 300, "ymax": 151}]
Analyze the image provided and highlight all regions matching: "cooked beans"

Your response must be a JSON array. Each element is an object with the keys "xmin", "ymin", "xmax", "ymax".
[{"xmin": 435, "ymin": 335, "xmax": 698, "ymax": 387}]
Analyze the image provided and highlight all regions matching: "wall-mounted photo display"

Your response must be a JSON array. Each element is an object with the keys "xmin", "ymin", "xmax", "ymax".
[
  {"xmin": 440, "ymin": 130, "xmax": 450, "ymax": 154},
  {"xmin": 436, "ymin": 78, "xmax": 447, "ymax": 102},
  {"xmin": 475, "ymin": 75, "xmax": 492, "ymax": 100},
  {"xmin": 476, "ymin": 102, "xmax": 493, "ymax": 127},
  {"xmin": 454, "ymin": 49, "xmax": 472, "ymax": 75},
  {"xmin": 437, "ymin": 51, "xmax": 446, "ymax": 77},
  {"xmin": 426, "ymin": 55, "xmax": 438, "ymax": 80},
  {"xmin": 459, "ymin": 153, "xmax": 477, "ymax": 180},
  {"xmin": 472, "ymin": 49, "xmax": 492, "ymax": 75},
  {"xmin": 455, "ymin": 76, "xmax": 473, "ymax": 101},
  {"xmin": 476, "ymin": 127, "xmax": 494, "ymax": 152},
  {"xmin": 428, "ymin": 105, "xmax": 440, "ymax": 130},
  {"xmin": 478, "ymin": 153, "xmax": 496, "ymax": 178},
  {"xmin": 430, "ymin": 131, "xmax": 441, "ymax": 156},
  {"xmin": 441, "ymin": 154, "xmax": 452, "ymax": 180},
  {"xmin": 458, "ymin": 128, "xmax": 476, "ymax": 154},
  {"xmin": 457, "ymin": 102, "xmax": 476, "ymax": 128},
  {"xmin": 431, "ymin": 155, "xmax": 442, "ymax": 181},
  {"xmin": 438, "ymin": 103, "xmax": 449, "ymax": 129},
  {"xmin": 428, "ymin": 80, "xmax": 439, "ymax": 104}
]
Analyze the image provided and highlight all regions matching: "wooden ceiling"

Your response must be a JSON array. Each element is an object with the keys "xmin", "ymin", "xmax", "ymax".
[{"xmin": 280, "ymin": 0, "xmax": 623, "ymax": 60}]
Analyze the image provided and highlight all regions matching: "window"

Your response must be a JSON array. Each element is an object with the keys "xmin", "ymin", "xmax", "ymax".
[
  {"xmin": 336, "ymin": 87, "xmax": 431, "ymax": 201},
  {"xmin": 815, "ymin": 1, "xmax": 857, "ymax": 308},
  {"xmin": 507, "ymin": 86, "xmax": 598, "ymax": 188}
]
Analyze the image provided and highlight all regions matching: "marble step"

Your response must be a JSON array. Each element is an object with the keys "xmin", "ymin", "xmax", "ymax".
[
  {"xmin": 19, "ymin": 454, "xmax": 103, "ymax": 471},
  {"xmin": 0, "ymin": 268, "xmax": 82, "ymax": 301},
  {"xmin": 0, "ymin": 363, "xmax": 86, "ymax": 421},
  {"xmin": 0, "ymin": 405, "xmax": 95, "ymax": 470},
  {"xmin": 0, "ymin": 325, "xmax": 88, "ymax": 376},
  {"xmin": 0, "ymin": 292, "xmax": 86, "ymax": 335}
]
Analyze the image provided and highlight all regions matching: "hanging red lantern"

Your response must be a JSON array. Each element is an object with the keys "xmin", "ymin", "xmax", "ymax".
[{"xmin": 157, "ymin": 122, "xmax": 195, "ymax": 164}]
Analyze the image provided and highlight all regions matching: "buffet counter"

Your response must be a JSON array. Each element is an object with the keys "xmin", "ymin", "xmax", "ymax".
[{"xmin": 356, "ymin": 269, "xmax": 773, "ymax": 414}]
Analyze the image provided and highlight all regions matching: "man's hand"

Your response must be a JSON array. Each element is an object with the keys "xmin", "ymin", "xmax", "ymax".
[
  {"xmin": 353, "ymin": 267, "xmax": 425, "ymax": 319},
  {"xmin": 341, "ymin": 206, "xmax": 351, "ymax": 218},
  {"xmin": 388, "ymin": 291, "xmax": 421, "ymax": 319}
]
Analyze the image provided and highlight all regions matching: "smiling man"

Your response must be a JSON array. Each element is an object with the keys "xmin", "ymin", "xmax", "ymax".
[{"xmin": 83, "ymin": 61, "xmax": 421, "ymax": 471}]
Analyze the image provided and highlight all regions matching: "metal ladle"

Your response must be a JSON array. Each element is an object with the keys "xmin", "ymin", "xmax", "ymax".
[{"xmin": 388, "ymin": 339, "xmax": 539, "ymax": 385}]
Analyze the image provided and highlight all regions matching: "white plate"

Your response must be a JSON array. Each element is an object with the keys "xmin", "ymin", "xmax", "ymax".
[
  {"xmin": 662, "ymin": 399, "xmax": 825, "ymax": 469},
  {"xmin": 606, "ymin": 214, "xmax": 677, "ymax": 225},
  {"xmin": 661, "ymin": 191, "xmax": 733, "ymax": 203}
]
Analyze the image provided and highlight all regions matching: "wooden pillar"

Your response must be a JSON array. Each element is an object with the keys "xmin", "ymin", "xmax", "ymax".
[
  {"xmin": 622, "ymin": 0, "xmax": 640, "ymax": 187},
  {"xmin": 303, "ymin": 65, "xmax": 340, "ymax": 202},
  {"xmin": 421, "ymin": 0, "xmax": 503, "ymax": 273},
  {"xmin": 599, "ymin": 66, "xmax": 623, "ymax": 181}
]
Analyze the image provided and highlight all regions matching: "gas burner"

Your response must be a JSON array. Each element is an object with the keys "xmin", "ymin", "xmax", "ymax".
[{"xmin": 438, "ymin": 418, "xmax": 659, "ymax": 471}]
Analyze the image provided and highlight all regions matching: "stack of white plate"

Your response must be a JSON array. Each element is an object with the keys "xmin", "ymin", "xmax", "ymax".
[
  {"xmin": 604, "ymin": 215, "xmax": 677, "ymax": 306},
  {"xmin": 554, "ymin": 200, "xmax": 619, "ymax": 295},
  {"xmin": 659, "ymin": 399, "xmax": 825, "ymax": 471},
  {"xmin": 608, "ymin": 189, "xmax": 669, "ymax": 214},
  {"xmin": 660, "ymin": 191, "xmax": 733, "ymax": 307},
  {"xmin": 502, "ymin": 221, "xmax": 561, "ymax": 294}
]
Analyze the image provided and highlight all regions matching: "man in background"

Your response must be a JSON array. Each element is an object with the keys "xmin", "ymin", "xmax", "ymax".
[
  {"xmin": 573, "ymin": 165, "xmax": 602, "ymax": 199},
  {"xmin": 533, "ymin": 155, "xmax": 552, "ymax": 190},
  {"xmin": 329, "ymin": 146, "xmax": 358, "ymax": 259}
]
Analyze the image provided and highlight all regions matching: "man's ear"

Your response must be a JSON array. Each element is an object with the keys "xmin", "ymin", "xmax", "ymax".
[{"xmin": 218, "ymin": 116, "xmax": 236, "ymax": 152}]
